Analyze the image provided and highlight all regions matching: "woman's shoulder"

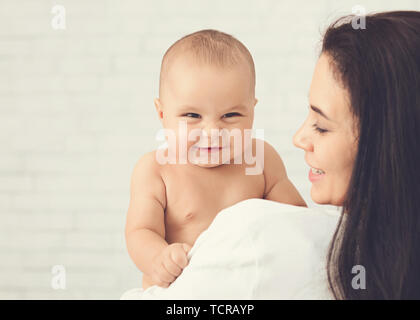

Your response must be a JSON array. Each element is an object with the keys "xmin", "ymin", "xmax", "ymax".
[
  {"xmin": 213, "ymin": 198, "xmax": 340, "ymax": 299},
  {"xmin": 219, "ymin": 198, "xmax": 340, "ymax": 243},
  {"xmin": 215, "ymin": 198, "xmax": 340, "ymax": 234}
]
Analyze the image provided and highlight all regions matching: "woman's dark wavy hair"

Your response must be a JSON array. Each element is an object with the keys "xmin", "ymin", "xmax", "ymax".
[{"xmin": 323, "ymin": 11, "xmax": 420, "ymax": 299}]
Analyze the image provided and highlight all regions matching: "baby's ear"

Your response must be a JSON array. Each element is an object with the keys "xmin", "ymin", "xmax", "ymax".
[
  {"xmin": 154, "ymin": 98, "xmax": 164, "ymax": 119},
  {"xmin": 253, "ymin": 98, "xmax": 258, "ymax": 107}
]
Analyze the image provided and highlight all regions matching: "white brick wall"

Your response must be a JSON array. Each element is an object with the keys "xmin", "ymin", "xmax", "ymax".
[{"xmin": 1, "ymin": 0, "xmax": 418, "ymax": 299}]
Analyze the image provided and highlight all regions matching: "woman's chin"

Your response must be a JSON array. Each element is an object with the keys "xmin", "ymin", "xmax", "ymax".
[
  {"xmin": 311, "ymin": 186, "xmax": 345, "ymax": 206},
  {"xmin": 310, "ymin": 186, "xmax": 329, "ymax": 204}
]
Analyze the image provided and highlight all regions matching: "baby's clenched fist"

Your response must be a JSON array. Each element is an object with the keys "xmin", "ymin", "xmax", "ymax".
[{"xmin": 150, "ymin": 243, "xmax": 192, "ymax": 288}]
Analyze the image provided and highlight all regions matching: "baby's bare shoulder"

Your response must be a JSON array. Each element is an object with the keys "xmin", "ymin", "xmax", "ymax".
[
  {"xmin": 251, "ymin": 138, "xmax": 284, "ymax": 167},
  {"xmin": 130, "ymin": 151, "xmax": 166, "ymax": 204},
  {"xmin": 133, "ymin": 150, "xmax": 162, "ymax": 175},
  {"xmin": 257, "ymin": 139, "xmax": 287, "ymax": 180}
]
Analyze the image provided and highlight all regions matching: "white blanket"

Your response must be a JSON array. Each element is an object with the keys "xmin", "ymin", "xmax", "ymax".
[{"xmin": 120, "ymin": 198, "xmax": 340, "ymax": 299}]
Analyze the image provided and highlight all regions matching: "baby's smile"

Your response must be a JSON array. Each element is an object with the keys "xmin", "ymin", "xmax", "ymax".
[{"xmin": 154, "ymin": 52, "xmax": 258, "ymax": 169}]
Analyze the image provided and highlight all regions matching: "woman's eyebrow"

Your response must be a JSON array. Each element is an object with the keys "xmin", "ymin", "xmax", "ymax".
[{"xmin": 310, "ymin": 104, "xmax": 331, "ymax": 121}]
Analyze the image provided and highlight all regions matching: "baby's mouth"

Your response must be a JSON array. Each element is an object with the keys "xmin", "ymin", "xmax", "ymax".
[
  {"xmin": 192, "ymin": 145, "xmax": 227, "ymax": 153},
  {"xmin": 197, "ymin": 146, "xmax": 223, "ymax": 151}
]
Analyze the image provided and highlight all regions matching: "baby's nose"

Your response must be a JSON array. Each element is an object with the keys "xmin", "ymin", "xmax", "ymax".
[
  {"xmin": 202, "ymin": 124, "xmax": 220, "ymax": 135},
  {"xmin": 201, "ymin": 125, "xmax": 221, "ymax": 142}
]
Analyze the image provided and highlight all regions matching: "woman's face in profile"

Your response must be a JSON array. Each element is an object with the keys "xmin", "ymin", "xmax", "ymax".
[{"xmin": 293, "ymin": 54, "xmax": 358, "ymax": 206}]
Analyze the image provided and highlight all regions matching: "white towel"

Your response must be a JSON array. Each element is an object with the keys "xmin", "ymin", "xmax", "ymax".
[{"xmin": 121, "ymin": 198, "xmax": 340, "ymax": 300}]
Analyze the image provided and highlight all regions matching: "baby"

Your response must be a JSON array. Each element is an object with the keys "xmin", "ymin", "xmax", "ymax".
[{"xmin": 125, "ymin": 29, "xmax": 306, "ymax": 290}]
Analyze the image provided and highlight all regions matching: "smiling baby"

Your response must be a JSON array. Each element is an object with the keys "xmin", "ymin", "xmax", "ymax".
[{"xmin": 125, "ymin": 29, "xmax": 306, "ymax": 290}]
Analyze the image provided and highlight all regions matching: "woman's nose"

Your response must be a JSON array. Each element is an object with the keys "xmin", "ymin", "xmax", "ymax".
[{"xmin": 293, "ymin": 123, "xmax": 312, "ymax": 152}]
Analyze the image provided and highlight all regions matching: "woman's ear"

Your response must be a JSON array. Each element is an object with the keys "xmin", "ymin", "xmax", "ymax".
[
  {"xmin": 154, "ymin": 98, "xmax": 164, "ymax": 120},
  {"xmin": 254, "ymin": 98, "xmax": 258, "ymax": 108}
]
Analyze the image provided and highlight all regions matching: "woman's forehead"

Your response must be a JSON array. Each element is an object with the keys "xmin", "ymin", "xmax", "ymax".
[{"xmin": 309, "ymin": 54, "xmax": 352, "ymax": 123}]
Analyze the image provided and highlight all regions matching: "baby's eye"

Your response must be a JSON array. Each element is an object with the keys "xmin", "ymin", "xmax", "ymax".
[
  {"xmin": 312, "ymin": 123, "xmax": 328, "ymax": 134},
  {"xmin": 182, "ymin": 113, "xmax": 201, "ymax": 119},
  {"xmin": 223, "ymin": 112, "xmax": 241, "ymax": 118}
]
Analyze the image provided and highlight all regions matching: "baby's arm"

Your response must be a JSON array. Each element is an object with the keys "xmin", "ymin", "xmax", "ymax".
[
  {"xmin": 262, "ymin": 141, "xmax": 307, "ymax": 207},
  {"xmin": 125, "ymin": 152, "xmax": 190, "ymax": 289}
]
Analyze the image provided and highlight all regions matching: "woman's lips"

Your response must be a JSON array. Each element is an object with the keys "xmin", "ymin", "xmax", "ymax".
[{"xmin": 308, "ymin": 167, "xmax": 326, "ymax": 183}]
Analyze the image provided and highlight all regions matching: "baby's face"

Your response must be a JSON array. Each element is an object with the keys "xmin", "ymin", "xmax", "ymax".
[{"xmin": 156, "ymin": 54, "xmax": 257, "ymax": 168}]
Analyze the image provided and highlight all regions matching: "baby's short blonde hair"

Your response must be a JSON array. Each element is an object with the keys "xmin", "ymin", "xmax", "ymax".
[{"xmin": 159, "ymin": 29, "xmax": 256, "ymax": 97}]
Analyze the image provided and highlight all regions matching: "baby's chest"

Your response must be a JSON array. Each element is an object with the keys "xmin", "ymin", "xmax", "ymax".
[{"xmin": 163, "ymin": 165, "xmax": 265, "ymax": 224}]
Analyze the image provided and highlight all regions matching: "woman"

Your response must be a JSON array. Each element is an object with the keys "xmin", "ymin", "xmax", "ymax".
[
  {"xmin": 121, "ymin": 11, "xmax": 420, "ymax": 300},
  {"xmin": 301, "ymin": 10, "xmax": 420, "ymax": 299}
]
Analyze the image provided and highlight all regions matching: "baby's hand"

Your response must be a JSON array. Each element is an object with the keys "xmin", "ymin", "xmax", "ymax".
[{"xmin": 150, "ymin": 243, "xmax": 192, "ymax": 288}]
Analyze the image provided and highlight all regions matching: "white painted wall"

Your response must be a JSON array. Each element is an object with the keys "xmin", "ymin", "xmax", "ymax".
[{"xmin": 1, "ymin": 0, "xmax": 418, "ymax": 299}]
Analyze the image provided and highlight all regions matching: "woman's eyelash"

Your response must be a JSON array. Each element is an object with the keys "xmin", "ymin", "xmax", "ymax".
[{"xmin": 312, "ymin": 123, "xmax": 328, "ymax": 134}]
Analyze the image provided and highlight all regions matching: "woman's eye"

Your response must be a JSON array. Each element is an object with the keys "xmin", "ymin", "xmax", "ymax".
[
  {"xmin": 312, "ymin": 123, "xmax": 328, "ymax": 134},
  {"xmin": 223, "ymin": 112, "xmax": 241, "ymax": 118},
  {"xmin": 182, "ymin": 113, "xmax": 201, "ymax": 118}
]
